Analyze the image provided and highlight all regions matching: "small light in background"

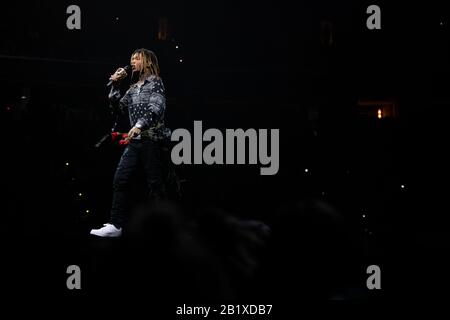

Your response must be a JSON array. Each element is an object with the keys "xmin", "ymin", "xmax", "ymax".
[
  {"xmin": 377, "ymin": 108, "xmax": 382, "ymax": 119},
  {"xmin": 179, "ymin": 59, "xmax": 183, "ymax": 63},
  {"xmin": 304, "ymin": 168, "xmax": 309, "ymax": 173},
  {"xmin": 362, "ymin": 214, "xmax": 366, "ymax": 218},
  {"xmin": 175, "ymin": 45, "xmax": 179, "ymax": 49},
  {"xmin": 115, "ymin": 17, "xmax": 119, "ymax": 21},
  {"xmin": 21, "ymin": 96, "xmax": 27, "ymax": 100},
  {"xmin": 400, "ymin": 184, "xmax": 405, "ymax": 190},
  {"xmin": 78, "ymin": 193, "xmax": 83, "ymax": 197},
  {"xmin": 85, "ymin": 209, "xmax": 90, "ymax": 213},
  {"xmin": 65, "ymin": 162, "xmax": 70, "ymax": 166}
]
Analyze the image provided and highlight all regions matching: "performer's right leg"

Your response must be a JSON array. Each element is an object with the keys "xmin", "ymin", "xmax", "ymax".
[{"xmin": 109, "ymin": 143, "xmax": 140, "ymax": 228}]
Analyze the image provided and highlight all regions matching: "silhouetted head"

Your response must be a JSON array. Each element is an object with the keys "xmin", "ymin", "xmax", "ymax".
[{"xmin": 130, "ymin": 48, "xmax": 160, "ymax": 78}]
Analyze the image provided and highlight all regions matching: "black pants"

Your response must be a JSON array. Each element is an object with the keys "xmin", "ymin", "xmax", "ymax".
[{"xmin": 109, "ymin": 139, "xmax": 166, "ymax": 227}]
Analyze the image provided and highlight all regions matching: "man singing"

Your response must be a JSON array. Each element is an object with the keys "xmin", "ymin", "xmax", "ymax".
[{"xmin": 90, "ymin": 48, "xmax": 171, "ymax": 237}]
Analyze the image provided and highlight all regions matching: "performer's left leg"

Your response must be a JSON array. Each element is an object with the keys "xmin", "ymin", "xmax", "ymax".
[{"xmin": 141, "ymin": 139, "xmax": 166, "ymax": 201}]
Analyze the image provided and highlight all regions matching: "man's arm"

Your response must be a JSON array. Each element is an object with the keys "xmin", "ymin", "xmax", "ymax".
[
  {"xmin": 108, "ymin": 85, "xmax": 122, "ymax": 103},
  {"xmin": 109, "ymin": 85, "xmax": 132, "ymax": 114}
]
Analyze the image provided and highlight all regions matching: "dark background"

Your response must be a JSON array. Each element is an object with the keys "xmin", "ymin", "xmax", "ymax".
[{"xmin": 1, "ymin": 0, "xmax": 449, "ymax": 305}]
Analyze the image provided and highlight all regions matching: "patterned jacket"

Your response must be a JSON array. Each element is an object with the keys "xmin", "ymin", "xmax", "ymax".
[{"xmin": 109, "ymin": 74, "xmax": 171, "ymax": 141}]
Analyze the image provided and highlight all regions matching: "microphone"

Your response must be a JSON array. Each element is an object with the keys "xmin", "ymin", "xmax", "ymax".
[
  {"xmin": 94, "ymin": 133, "xmax": 111, "ymax": 148},
  {"xmin": 107, "ymin": 65, "xmax": 130, "ymax": 87}
]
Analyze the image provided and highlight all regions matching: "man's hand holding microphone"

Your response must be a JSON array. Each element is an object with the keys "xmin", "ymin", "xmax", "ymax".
[{"xmin": 107, "ymin": 65, "xmax": 130, "ymax": 86}]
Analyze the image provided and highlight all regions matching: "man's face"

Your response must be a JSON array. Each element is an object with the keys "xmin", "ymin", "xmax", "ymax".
[{"xmin": 130, "ymin": 53, "xmax": 143, "ymax": 72}]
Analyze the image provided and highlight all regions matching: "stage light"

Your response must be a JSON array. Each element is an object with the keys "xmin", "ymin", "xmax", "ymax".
[
  {"xmin": 377, "ymin": 108, "xmax": 382, "ymax": 119},
  {"xmin": 362, "ymin": 214, "xmax": 366, "ymax": 218},
  {"xmin": 304, "ymin": 168, "xmax": 309, "ymax": 173},
  {"xmin": 66, "ymin": 162, "xmax": 69, "ymax": 166},
  {"xmin": 175, "ymin": 45, "xmax": 179, "ymax": 49},
  {"xmin": 78, "ymin": 193, "xmax": 83, "ymax": 197},
  {"xmin": 179, "ymin": 59, "xmax": 183, "ymax": 63},
  {"xmin": 400, "ymin": 184, "xmax": 405, "ymax": 189},
  {"xmin": 85, "ymin": 209, "xmax": 90, "ymax": 213}
]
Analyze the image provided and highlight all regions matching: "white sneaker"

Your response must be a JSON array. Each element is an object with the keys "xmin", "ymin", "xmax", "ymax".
[{"xmin": 90, "ymin": 223, "xmax": 122, "ymax": 237}]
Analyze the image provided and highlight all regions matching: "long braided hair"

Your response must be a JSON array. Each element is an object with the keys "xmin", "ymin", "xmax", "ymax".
[{"xmin": 131, "ymin": 48, "xmax": 160, "ymax": 79}]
